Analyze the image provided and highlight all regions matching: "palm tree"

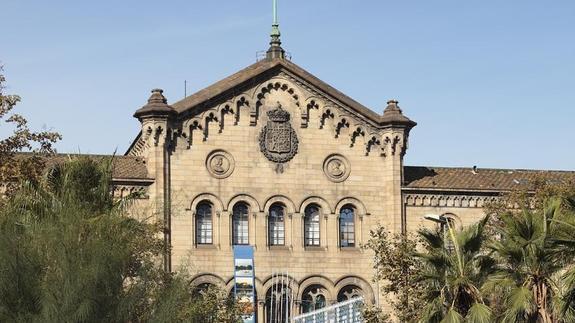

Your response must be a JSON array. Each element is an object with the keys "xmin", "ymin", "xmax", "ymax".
[
  {"xmin": 486, "ymin": 196, "xmax": 575, "ymax": 323},
  {"xmin": 416, "ymin": 216, "xmax": 494, "ymax": 323}
]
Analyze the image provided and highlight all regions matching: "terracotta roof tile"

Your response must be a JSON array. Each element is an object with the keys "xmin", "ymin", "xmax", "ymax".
[
  {"xmin": 14, "ymin": 153, "xmax": 151, "ymax": 180},
  {"xmin": 404, "ymin": 166, "xmax": 575, "ymax": 191}
]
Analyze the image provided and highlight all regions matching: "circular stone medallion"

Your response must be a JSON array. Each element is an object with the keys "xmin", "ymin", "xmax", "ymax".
[
  {"xmin": 323, "ymin": 154, "xmax": 351, "ymax": 183},
  {"xmin": 206, "ymin": 150, "xmax": 235, "ymax": 179}
]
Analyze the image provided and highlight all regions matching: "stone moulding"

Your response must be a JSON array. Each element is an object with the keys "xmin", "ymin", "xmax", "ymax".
[
  {"xmin": 111, "ymin": 184, "xmax": 150, "ymax": 199},
  {"xmin": 403, "ymin": 192, "xmax": 500, "ymax": 208}
]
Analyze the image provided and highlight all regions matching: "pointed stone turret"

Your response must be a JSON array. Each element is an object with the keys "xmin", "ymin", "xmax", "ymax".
[
  {"xmin": 134, "ymin": 89, "xmax": 175, "ymax": 120},
  {"xmin": 380, "ymin": 100, "xmax": 417, "ymax": 129},
  {"xmin": 378, "ymin": 100, "xmax": 416, "ymax": 235},
  {"xmin": 133, "ymin": 88, "xmax": 174, "ymax": 272}
]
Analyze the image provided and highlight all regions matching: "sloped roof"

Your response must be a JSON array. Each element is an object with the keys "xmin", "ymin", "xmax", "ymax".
[
  {"xmin": 171, "ymin": 58, "xmax": 415, "ymax": 128},
  {"xmin": 404, "ymin": 166, "xmax": 575, "ymax": 191},
  {"xmin": 14, "ymin": 153, "xmax": 151, "ymax": 181}
]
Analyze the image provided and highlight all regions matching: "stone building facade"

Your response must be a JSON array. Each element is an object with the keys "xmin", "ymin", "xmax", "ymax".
[{"xmin": 97, "ymin": 38, "xmax": 575, "ymax": 322}]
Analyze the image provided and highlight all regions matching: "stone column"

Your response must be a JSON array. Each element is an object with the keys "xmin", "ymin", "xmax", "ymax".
[
  {"xmin": 249, "ymin": 211, "xmax": 258, "ymax": 249},
  {"xmin": 292, "ymin": 212, "xmax": 303, "ymax": 250},
  {"xmin": 327, "ymin": 213, "xmax": 338, "ymax": 250},
  {"xmin": 322, "ymin": 213, "xmax": 329, "ymax": 249},
  {"xmin": 286, "ymin": 213, "xmax": 293, "ymax": 249},
  {"xmin": 256, "ymin": 211, "xmax": 267, "ymax": 248},
  {"xmin": 257, "ymin": 299, "xmax": 266, "ymax": 323},
  {"xmin": 220, "ymin": 211, "xmax": 231, "ymax": 251}
]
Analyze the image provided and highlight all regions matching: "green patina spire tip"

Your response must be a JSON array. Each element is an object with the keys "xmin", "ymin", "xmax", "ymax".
[{"xmin": 267, "ymin": 0, "xmax": 285, "ymax": 59}]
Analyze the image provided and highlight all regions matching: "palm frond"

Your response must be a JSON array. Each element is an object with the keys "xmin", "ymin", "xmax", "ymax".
[
  {"xmin": 501, "ymin": 286, "xmax": 535, "ymax": 323},
  {"xmin": 440, "ymin": 308, "xmax": 464, "ymax": 323},
  {"xmin": 465, "ymin": 302, "xmax": 492, "ymax": 323}
]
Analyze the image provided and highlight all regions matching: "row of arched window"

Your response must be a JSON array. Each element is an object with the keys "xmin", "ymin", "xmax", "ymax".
[
  {"xmin": 195, "ymin": 201, "xmax": 357, "ymax": 248},
  {"xmin": 193, "ymin": 281, "xmax": 364, "ymax": 322}
]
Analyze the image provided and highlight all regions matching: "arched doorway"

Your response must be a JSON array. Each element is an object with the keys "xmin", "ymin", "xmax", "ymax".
[{"xmin": 265, "ymin": 283, "xmax": 294, "ymax": 323}]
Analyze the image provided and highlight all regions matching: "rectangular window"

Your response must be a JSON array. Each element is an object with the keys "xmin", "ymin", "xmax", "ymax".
[
  {"xmin": 197, "ymin": 217, "xmax": 213, "ymax": 244},
  {"xmin": 269, "ymin": 221, "xmax": 285, "ymax": 245},
  {"xmin": 340, "ymin": 221, "xmax": 355, "ymax": 247},
  {"xmin": 233, "ymin": 217, "xmax": 249, "ymax": 245},
  {"xmin": 305, "ymin": 221, "xmax": 320, "ymax": 246}
]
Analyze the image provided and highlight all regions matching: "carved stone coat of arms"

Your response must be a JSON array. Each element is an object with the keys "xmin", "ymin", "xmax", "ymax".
[{"xmin": 259, "ymin": 102, "xmax": 299, "ymax": 163}]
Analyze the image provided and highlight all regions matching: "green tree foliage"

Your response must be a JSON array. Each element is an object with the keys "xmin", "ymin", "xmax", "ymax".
[
  {"xmin": 0, "ymin": 65, "xmax": 61, "ymax": 197},
  {"xmin": 362, "ymin": 304, "xmax": 391, "ymax": 323},
  {"xmin": 368, "ymin": 181, "xmax": 575, "ymax": 323},
  {"xmin": 364, "ymin": 228, "xmax": 424, "ymax": 322},
  {"xmin": 0, "ymin": 157, "xmax": 241, "ymax": 322}
]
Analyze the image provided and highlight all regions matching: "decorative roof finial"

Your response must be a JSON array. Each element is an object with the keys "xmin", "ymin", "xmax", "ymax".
[{"xmin": 267, "ymin": 0, "xmax": 285, "ymax": 59}]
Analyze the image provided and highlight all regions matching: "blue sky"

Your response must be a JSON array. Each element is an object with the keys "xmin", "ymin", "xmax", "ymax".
[{"xmin": 1, "ymin": 0, "xmax": 574, "ymax": 170}]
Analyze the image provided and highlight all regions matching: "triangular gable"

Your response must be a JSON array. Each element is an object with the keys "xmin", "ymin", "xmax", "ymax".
[{"xmin": 171, "ymin": 58, "xmax": 412, "ymax": 129}]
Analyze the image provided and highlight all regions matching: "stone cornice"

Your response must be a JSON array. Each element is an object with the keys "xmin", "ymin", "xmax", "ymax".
[{"xmin": 404, "ymin": 192, "xmax": 500, "ymax": 208}]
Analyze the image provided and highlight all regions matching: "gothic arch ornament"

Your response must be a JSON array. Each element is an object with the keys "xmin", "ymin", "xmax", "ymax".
[
  {"xmin": 259, "ymin": 102, "xmax": 299, "ymax": 164},
  {"xmin": 319, "ymin": 107, "xmax": 335, "ymax": 129},
  {"xmin": 254, "ymin": 79, "xmax": 301, "ymax": 126},
  {"xmin": 201, "ymin": 110, "xmax": 218, "ymax": 141},
  {"xmin": 381, "ymin": 132, "xmax": 406, "ymax": 157},
  {"xmin": 302, "ymin": 97, "xmax": 321, "ymax": 128},
  {"xmin": 183, "ymin": 118, "xmax": 202, "ymax": 148},
  {"xmin": 350, "ymin": 126, "xmax": 365, "ymax": 148},
  {"xmin": 366, "ymin": 134, "xmax": 381, "ymax": 156},
  {"xmin": 218, "ymin": 104, "xmax": 234, "ymax": 133},
  {"xmin": 334, "ymin": 117, "xmax": 350, "ymax": 138},
  {"xmin": 233, "ymin": 96, "xmax": 250, "ymax": 125}
]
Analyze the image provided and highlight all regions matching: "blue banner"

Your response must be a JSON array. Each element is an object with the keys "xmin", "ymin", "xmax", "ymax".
[{"xmin": 233, "ymin": 245, "xmax": 255, "ymax": 323}]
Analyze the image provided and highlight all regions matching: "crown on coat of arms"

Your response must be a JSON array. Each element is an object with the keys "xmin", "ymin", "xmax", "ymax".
[{"xmin": 266, "ymin": 102, "xmax": 290, "ymax": 122}]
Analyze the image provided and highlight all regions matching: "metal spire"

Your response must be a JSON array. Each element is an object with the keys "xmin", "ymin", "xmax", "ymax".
[{"xmin": 267, "ymin": 0, "xmax": 285, "ymax": 59}]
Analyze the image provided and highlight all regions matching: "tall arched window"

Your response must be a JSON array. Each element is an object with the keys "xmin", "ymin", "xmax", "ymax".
[
  {"xmin": 268, "ymin": 203, "xmax": 285, "ymax": 246},
  {"xmin": 301, "ymin": 285, "xmax": 327, "ymax": 313},
  {"xmin": 337, "ymin": 285, "xmax": 362, "ymax": 302},
  {"xmin": 196, "ymin": 202, "xmax": 213, "ymax": 245},
  {"xmin": 304, "ymin": 205, "xmax": 320, "ymax": 247},
  {"xmin": 232, "ymin": 202, "xmax": 249, "ymax": 245},
  {"xmin": 339, "ymin": 205, "xmax": 355, "ymax": 247}
]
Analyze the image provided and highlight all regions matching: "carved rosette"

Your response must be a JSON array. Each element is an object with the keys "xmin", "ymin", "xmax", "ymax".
[
  {"xmin": 323, "ymin": 154, "xmax": 351, "ymax": 183},
  {"xmin": 206, "ymin": 150, "xmax": 235, "ymax": 179},
  {"xmin": 259, "ymin": 102, "xmax": 299, "ymax": 163}
]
